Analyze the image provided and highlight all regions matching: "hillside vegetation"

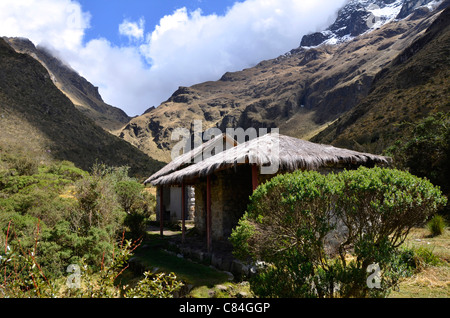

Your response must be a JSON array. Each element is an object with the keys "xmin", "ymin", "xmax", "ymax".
[
  {"xmin": 0, "ymin": 38, "xmax": 164, "ymax": 179},
  {"xmin": 0, "ymin": 147, "xmax": 185, "ymax": 298},
  {"xmin": 4, "ymin": 37, "xmax": 131, "ymax": 132}
]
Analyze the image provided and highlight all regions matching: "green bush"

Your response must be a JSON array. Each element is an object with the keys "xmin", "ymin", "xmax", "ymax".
[
  {"xmin": 0, "ymin": 159, "xmax": 159, "ymax": 293},
  {"xmin": 47, "ymin": 160, "xmax": 88, "ymax": 181},
  {"xmin": 426, "ymin": 214, "xmax": 447, "ymax": 237},
  {"xmin": 115, "ymin": 181, "xmax": 156, "ymax": 240},
  {"xmin": 385, "ymin": 112, "xmax": 450, "ymax": 216},
  {"xmin": 10, "ymin": 156, "xmax": 39, "ymax": 176},
  {"xmin": 231, "ymin": 167, "xmax": 447, "ymax": 298},
  {"xmin": 231, "ymin": 170, "xmax": 341, "ymax": 298},
  {"xmin": 124, "ymin": 272, "xmax": 184, "ymax": 298}
]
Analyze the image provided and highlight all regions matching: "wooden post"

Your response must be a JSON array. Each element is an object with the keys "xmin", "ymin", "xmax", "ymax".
[
  {"xmin": 252, "ymin": 164, "xmax": 259, "ymax": 191},
  {"xmin": 206, "ymin": 175, "xmax": 212, "ymax": 253},
  {"xmin": 181, "ymin": 182, "xmax": 186, "ymax": 244},
  {"xmin": 159, "ymin": 186, "xmax": 164, "ymax": 237}
]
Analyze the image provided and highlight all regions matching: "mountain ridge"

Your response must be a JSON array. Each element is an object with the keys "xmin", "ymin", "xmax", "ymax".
[
  {"xmin": 312, "ymin": 4, "xmax": 450, "ymax": 153},
  {"xmin": 4, "ymin": 37, "xmax": 131, "ymax": 132},
  {"xmin": 116, "ymin": 0, "xmax": 446, "ymax": 162},
  {"xmin": 0, "ymin": 38, "xmax": 164, "ymax": 178}
]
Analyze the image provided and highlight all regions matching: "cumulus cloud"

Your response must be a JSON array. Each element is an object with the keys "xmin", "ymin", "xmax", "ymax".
[
  {"xmin": 0, "ymin": 0, "xmax": 348, "ymax": 116},
  {"xmin": 119, "ymin": 18, "xmax": 145, "ymax": 41},
  {"xmin": 0, "ymin": 0, "xmax": 90, "ymax": 52}
]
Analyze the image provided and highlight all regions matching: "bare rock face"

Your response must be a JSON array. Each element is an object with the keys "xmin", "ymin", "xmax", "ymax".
[
  {"xmin": 300, "ymin": 0, "xmax": 442, "ymax": 48},
  {"xmin": 115, "ymin": 0, "xmax": 447, "ymax": 162},
  {"xmin": 312, "ymin": 5, "xmax": 450, "ymax": 153}
]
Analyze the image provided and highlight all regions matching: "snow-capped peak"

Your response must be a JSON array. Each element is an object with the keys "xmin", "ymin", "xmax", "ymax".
[{"xmin": 300, "ymin": 0, "xmax": 444, "ymax": 48}]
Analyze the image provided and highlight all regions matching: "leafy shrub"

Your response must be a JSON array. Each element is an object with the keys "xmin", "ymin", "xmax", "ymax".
[
  {"xmin": 334, "ymin": 167, "xmax": 447, "ymax": 295},
  {"xmin": 0, "ymin": 159, "xmax": 158, "ymax": 292},
  {"xmin": 115, "ymin": 181, "xmax": 144, "ymax": 213},
  {"xmin": 47, "ymin": 160, "xmax": 88, "ymax": 181},
  {"xmin": 10, "ymin": 156, "xmax": 39, "ymax": 176},
  {"xmin": 231, "ymin": 170, "xmax": 341, "ymax": 298},
  {"xmin": 1, "ymin": 229, "xmax": 183, "ymax": 298},
  {"xmin": 124, "ymin": 272, "xmax": 184, "ymax": 298},
  {"xmin": 385, "ymin": 112, "xmax": 450, "ymax": 215},
  {"xmin": 115, "ymin": 181, "xmax": 156, "ymax": 240},
  {"xmin": 426, "ymin": 214, "xmax": 447, "ymax": 237},
  {"xmin": 231, "ymin": 167, "xmax": 447, "ymax": 298}
]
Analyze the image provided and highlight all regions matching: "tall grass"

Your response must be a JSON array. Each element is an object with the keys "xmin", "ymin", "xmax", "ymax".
[{"xmin": 427, "ymin": 215, "xmax": 447, "ymax": 237}]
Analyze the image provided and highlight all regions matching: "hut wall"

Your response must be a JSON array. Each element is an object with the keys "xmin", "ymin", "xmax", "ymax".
[{"xmin": 194, "ymin": 165, "xmax": 253, "ymax": 240}]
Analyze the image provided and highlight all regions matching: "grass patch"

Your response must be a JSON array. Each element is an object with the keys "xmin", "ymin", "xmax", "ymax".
[
  {"xmin": 389, "ymin": 265, "xmax": 450, "ymax": 298},
  {"xmin": 133, "ymin": 234, "xmax": 231, "ymax": 290},
  {"xmin": 389, "ymin": 227, "xmax": 450, "ymax": 298}
]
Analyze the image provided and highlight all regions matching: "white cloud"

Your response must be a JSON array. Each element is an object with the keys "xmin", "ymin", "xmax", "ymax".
[
  {"xmin": 137, "ymin": 0, "xmax": 349, "ymax": 114},
  {"xmin": 0, "ymin": 0, "xmax": 90, "ymax": 52},
  {"xmin": 119, "ymin": 18, "xmax": 145, "ymax": 41},
  {"xmin": 0, "ymin": 0, "xmax": 348, "ymax": 116}
]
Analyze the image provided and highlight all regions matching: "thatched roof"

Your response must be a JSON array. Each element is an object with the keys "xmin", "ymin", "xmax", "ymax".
[
  {"xmin": 144, "ymin": 133, "xmax": 238, "ymax": 184},
  {"xmin": 149, "ymin": 133, "xmax": 391, "ymax": 186}
]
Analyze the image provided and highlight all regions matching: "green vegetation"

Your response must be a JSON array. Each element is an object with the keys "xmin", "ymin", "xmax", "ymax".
[
  {"xmin": 230, "ymin": 167, "xmax": 447, "ymax": 298},
  {"xmin": 427, "ymin": 215, "xmax": 447, "ymax": 237},
  {"xmin": 133, "ymin": 234, "xmax": 230, "ymax": 288},
  {"xmin": 0, "ymin": 146, "xmax": 186, "ymax": 298},
  {"xmin": 389, "ymin": 227, "xmax": 450, "ymax": 298},
  {"xmin": 385, "ymin": 112, "xmax": 450, "ymax": 217},
  {"xmin": 0, "ymin": 37, "xmax": 164, "ymax": 179}
]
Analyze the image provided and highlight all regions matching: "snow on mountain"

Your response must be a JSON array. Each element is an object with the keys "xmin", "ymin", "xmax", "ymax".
[{"xmin": 300, "ymin": 0, "xmax": 444, "ymax": 48}]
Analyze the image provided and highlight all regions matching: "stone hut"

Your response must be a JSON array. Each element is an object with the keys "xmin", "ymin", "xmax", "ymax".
[{"xmin": 146, "ymin": 132, "xmax": 390, "ymax": 252}]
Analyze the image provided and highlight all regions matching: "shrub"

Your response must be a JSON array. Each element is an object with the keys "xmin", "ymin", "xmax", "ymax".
[
  {"xmin": 426, "ymin": 214, "xmax": 447, "ymax": 237},
  {"xmin": 1, "ymin": 229, "xmax": 183, "ymax": 298},
  {"xmin": 10, "ymin": 156, "xmax": 39, "ymax": 176},
  {"xmin": 231, "ymin": 170, "xmax": 341, "ymax": 298},
  {"xmin": 115, "ymin": 181, "xmax": 144, "ymax": 213},
  {"xmin": 385, "ymin": 112, "xmax": 450, "ymax": 216},
  {"xmin": 124, "ymin": 272, "xmax": 184, "ymax": 298},
  {"xmin": 231, "ymin": 167, "xmax": 447, "ymax": 298},
  {"xmin": 47, "ymin": 160, "xmax": 88, "ymax": 181},
  {"xmin": 335, "ymin": 167, "xmax": 447, "ymax": 259},
  {"xmin": 115, "ymin": 181, "xmax": 156, "ymax": 240}
]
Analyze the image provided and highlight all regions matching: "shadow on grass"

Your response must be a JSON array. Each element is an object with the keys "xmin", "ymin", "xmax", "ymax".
[{"xmin": 131, "ymin": 232, "xmax": 231, "ymax": 289}]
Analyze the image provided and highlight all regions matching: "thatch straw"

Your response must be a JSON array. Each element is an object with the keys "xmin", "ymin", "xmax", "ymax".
[
  {"xmin": 144, "ymin": 133, "xmax": 237, "ymax": 184},
  {"xmin": 149, "ymin": 133, "xmax": 391, "ymax": 186}
]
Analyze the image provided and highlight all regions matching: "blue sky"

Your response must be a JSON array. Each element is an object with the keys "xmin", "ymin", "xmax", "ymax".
[
  {"xmin": 78, "ymin": 0, "xmax": 242, "ymax": 46},
  {"xmin": 0, "ymin": 0, "xmax": 348, "ymax": 116}
]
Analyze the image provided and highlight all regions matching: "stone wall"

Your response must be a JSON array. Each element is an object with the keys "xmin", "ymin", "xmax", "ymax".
[{"xmin": 194, "ymin": 164, "xmax": 253, "ymax": 241}]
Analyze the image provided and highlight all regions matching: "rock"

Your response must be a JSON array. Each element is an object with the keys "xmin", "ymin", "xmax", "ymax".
[
  {"xmin": 237, "ymin": 291, "xmax": 249, "ymax": 298},
  {"xmin": 300, "ymin": 32, "xmax": 331, "ymax": 47},
  {"xmin": 216, "ymin": 284, "xmax": 228, "ymax": 292}
]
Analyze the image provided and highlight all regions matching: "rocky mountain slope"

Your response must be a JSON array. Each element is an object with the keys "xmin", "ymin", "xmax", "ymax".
[
  {"xmin": 4, "ymin": 37, "xmax": 130, "ymax": 132},
  {"xmin": 0, "ymin": 38, "xmax": 164, "ymax": 178},
  {"xmin": 117, "ymin": 0, "xmax": 448, "ymax": 162},
  {"xmin": 312, "ymin": 4, "xmax": 450, "ymax": 153}
]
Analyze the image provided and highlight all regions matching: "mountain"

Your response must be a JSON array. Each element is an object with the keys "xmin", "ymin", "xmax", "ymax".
[
  {"xmin": 312, "ymin": 3, "xmax": 450, "ymax": 153},
  {"xmin": 0, "ymin": 38, "xmax": 164, "ymax": 178},
  {"xmin": 3, "ymin": 37, "xmax": 130, "ymax": 132},
  {"xmin": 300, "ymin": 0, "xmax": 442, "ymax": 46},
  {"xmin": 116, "ymin": 0, "xmax": 448, "ymax": 162}
]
